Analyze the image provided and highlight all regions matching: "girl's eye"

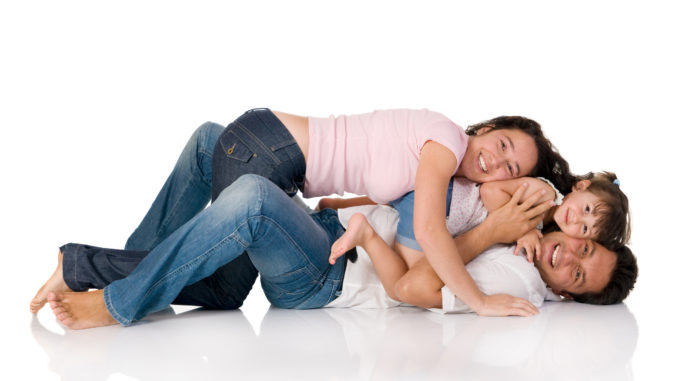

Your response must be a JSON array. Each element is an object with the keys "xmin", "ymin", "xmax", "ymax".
[
  {"xmin": 575, "ymin": 269, "xmax": 582, "ymax": 281},
  {"xmin": 583, "ymin": 243, "xmax": 589, "ymax": 255},
  {"xmin": 583, "ymin": 225, "xmax": 588, "ymax": 234},
  {"xmin": 507, "ymin": 164, "xmax": 514, "ymax": 176},
  {"xmin": 585, "ymin": 205, "xmax": 590, "ymax": 214}
]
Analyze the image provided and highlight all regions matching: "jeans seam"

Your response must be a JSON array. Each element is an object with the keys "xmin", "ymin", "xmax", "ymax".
[
  {"xmin": 233, "ymin": 121, "xmax": 282, "ymax": 165},
  {"xmin": 154, "ymin": 176, "xmax": 206, "ymax": 248},
  {"xmin": 197, "ymin": 126, "xmax": 214, "ymax": 184},
  {"xmin": 139, "ymin": 222, "xmax": 250, "ymax": 309},
  {"xmin": 104, "ymin": 286, "xmax": 131, "ymax": 326}
]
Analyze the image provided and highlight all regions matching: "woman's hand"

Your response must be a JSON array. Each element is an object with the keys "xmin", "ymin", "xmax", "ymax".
[
  {"xmin": 476, "ymin": 294, "xmax": 539, "ymax": 317},
  {"xmin": 484, "ymin": 183, "xmax": 553, "ymax": 244},
  {"xmin": 514, "ymin": 229, "xmax": 543, "ymax": 262}
]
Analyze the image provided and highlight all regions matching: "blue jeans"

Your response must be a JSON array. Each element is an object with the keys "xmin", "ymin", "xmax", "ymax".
[
  {"xmin": 104, "ymin": 174, "xmax": 347, "ymax": 326},
  {"xmin": 92, "ymin": 108, "xmax": 307, "ymax": 309}
]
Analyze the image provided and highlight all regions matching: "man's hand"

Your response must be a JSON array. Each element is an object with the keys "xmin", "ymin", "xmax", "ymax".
[
  {"xmin": 484, "ymin": 183, "xmax": 553, "ymax": 244},
  {"xmin": 475, "ymin": 293, "xmax": 539, "ymax": 317}
]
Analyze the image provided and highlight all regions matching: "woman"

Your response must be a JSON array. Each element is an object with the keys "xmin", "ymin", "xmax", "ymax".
[{"xmin": 33, "ymin": 108, "xmax": 567, "ymax": 327}]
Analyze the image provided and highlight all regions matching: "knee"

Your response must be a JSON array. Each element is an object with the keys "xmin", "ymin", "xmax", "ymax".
[
  {"xmin": 394, "ymin": 278, "xmax": 411, "ymax": 302},
  {"xmin": 212, "ymin": 174, "xmax": 267, "ymax": 210},
  {"xmin": 193, "ymin": 122, "xmax": 223, "ymax": 148}
]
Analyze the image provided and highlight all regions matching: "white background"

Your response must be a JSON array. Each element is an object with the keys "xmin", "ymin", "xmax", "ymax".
[{"xmin": 1, "ymin": 1, "xmax": 676, "ymax": 380}]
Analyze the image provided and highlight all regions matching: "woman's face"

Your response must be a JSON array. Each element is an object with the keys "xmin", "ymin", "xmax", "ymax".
[{"xmin": 458, "ymin": 128, "xmax": 538, "ymax": 183}]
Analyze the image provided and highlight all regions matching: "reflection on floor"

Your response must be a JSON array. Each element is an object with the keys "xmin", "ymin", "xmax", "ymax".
[{"xmin": 28, "ymin": 301, "xmax": 637, "ymax": 381}]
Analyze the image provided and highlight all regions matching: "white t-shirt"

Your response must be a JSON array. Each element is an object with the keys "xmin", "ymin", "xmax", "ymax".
[{"xmin": 325, "ymin": 205, "xmax": 560, "ymax": 313}]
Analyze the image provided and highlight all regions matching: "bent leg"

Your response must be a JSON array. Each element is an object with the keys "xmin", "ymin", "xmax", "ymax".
[
  {"xmin": 125, "ymin": 122, "xmax": 223, "ymax": 251},
  {"xmin": 105, "ymin": 174, "xmax": 328, "ymax": 325}
]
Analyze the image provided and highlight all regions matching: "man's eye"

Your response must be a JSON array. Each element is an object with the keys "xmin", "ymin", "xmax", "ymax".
[
  {"xmin": 583, "ymin": 243, "xmax": 589, "ymax": 254},
  {"xmin": 501, "ymin": 141, "xmax": 506, "ymax": 151},
  {"xmin": 575, "ymin": 269, "xmax": 581, "ymax": 281}
]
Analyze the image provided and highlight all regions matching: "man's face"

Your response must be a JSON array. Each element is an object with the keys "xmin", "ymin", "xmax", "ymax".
[{"xmin": 534, "ymin": 231, "xmax": 616, "ymax": 297}]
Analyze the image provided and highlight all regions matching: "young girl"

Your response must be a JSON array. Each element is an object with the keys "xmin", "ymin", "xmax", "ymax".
[{"xmin": 328, "ymin": 171, "xmax": 630, "ymax": 301}]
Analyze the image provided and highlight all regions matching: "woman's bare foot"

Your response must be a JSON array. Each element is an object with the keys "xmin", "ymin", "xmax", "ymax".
[
  {"xmin": 48, "ymin": 290, "xmax": 119, "ymax": 330},
  {"xmin": 30, "ymin": 251, "xmax": 73, "ymax": 313},
  {"xmin": 329, "ymin": 213, "xmax": 374, "ymax": 264}
]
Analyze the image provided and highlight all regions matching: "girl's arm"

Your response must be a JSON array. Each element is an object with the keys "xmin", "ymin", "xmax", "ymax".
[
  {"xmin": 414, "ymin": 141, "xmax": 537, "ymax": 317},
  {"xmin": 479, "ymin": 177, "xmax": 556, "ymax": 213}
]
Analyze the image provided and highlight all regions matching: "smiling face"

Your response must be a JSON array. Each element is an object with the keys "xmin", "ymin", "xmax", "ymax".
[
  {"xmin": 458, "ymin": 128, "xmax": 539, "ymax": 183},
  {"xmin": 534, "ymin": 231, "xmax": 616, "ymax": 296},
  {"xmin": 552, "ymin": 181, "xmax": 604, "ymax": 239}
]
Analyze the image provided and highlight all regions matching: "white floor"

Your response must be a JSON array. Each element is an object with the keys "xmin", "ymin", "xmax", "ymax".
[{"xmin": 4, "ymin": 274, "xmax": 672, "ymax": 381}]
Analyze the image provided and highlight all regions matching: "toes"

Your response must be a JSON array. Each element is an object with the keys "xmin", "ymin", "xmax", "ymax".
[{"xmin": 47, "ymin": 291, "xmax": 65, "ymax": 302}]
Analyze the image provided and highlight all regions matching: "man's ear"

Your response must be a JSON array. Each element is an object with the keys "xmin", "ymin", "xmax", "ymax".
[
  {"xmin": 556, "ymin": 290, "xmax": 574, "ymax": 300},
  {"xmin": 572, "ymin": 179, "xmax": 592, "ymax": 192}
]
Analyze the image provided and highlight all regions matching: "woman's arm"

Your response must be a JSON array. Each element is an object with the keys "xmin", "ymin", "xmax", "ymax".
[
  {"xmin": 413, "ymin": 141, "xmax": 538, "ymax": 316},
  {"xmin": 479, "ymin": 177, "xmax": 556, "ymax": 213},
  {"xmin": 317, "ymin": 196, "xmax": 376, "ymax": 211}
]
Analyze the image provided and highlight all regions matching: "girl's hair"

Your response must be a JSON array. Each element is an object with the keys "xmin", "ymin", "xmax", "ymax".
[
  {"xmin": 577, "ymin": 171, "xmax": 631, "ymax": 248},
  {"xmin": 466, "ymin": 116, "xmax": 576, "ymax": 194}
]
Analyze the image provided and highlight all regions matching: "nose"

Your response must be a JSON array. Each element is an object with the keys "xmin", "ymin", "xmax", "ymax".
[
  {"xmin": 562, "ymin": 237, "xmax": 585, "ymax": 265},
  {"xmin": 569, "ymin": 208, "xmax": 580, "ymax": 225}
]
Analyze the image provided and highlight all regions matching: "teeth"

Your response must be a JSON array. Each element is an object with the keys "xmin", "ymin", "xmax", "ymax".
[
  {"xmin": 551, "ymin": 245, "xmax": 560, "ymax": 267},
  {"xmin": 479, "ymin": 154, "xmax": 488, "ymax": 173}
]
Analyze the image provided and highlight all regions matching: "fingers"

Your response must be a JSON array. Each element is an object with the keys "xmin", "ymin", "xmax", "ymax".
[
  {"xmin": 509, "ymin": 182, "xmax": 529, "ymax": 205},
  {"xmin": 525, "ymin": 245, "xmax": 535, "ymax": 263},
  {"xmin": 526, "ymin": 200, "xmax": 554, "ymax": 219},
  {"xmin": 509, "ymin": 298, "xmax": 539, "ymax": 316},
  {"xmin": 518, "ymin": 188, "xmax": 547, "ymax": 211},
  {"xmin": 514, "ymin": 242, "xmax": 524, "ymax": 256}
]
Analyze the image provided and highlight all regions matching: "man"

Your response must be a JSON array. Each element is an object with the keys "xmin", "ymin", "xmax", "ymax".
[{"xmin": 324, "ymin": 205, "xmax": 637, "ymax": 313}]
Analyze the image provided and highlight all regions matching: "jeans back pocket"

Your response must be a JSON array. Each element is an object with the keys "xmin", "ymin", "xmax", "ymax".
[{"xmin": 219, "ymin": 130, "xmax": 254, "ymax": 163}]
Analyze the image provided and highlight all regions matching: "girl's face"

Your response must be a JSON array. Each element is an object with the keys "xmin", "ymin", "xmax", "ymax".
[
  {"xmin": 553, "ymin": 180, "xmax": 602, "ymax": 239},
  {"xmin": 458, "ymin": 128, "xmax": 538, "ymax": 183}
]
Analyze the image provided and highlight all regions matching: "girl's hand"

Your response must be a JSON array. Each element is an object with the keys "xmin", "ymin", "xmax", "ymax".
[
  {"xmin": 514, "ymin": 229, "xmax": 543, "ymax": 263},
  {"xmin": 476, "ymin": 294, "xmax": 539, "ymax": 317}
]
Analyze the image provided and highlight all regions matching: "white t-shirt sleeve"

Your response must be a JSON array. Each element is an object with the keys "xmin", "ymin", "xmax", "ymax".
[{"xmin": 431, "ymin": 246, "xmax": 548, "ymax": 314}]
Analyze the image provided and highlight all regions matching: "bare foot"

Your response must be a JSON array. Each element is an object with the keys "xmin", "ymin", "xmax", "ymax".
[
  {"xmin": 329, "ymin": 213, "xmax": 373, "ymax": 264},
  {"xmin": 48, "ymin": 290, "xmax": 119, "ymax": 330},
  {"xmin": 30, "ymin": 251, "xmax": 73, "ymax": 314}
]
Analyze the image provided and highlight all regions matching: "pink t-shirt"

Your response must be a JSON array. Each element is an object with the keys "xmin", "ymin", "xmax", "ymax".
[{"xmin": 304, "ymin": 109, "xmax": 468, "ymax": 204}]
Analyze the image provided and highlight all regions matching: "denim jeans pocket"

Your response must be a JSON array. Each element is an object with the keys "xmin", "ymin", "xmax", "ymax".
[{"xmin": 218, "ymin": 129, "xmax": 255, "ymax": 163}]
